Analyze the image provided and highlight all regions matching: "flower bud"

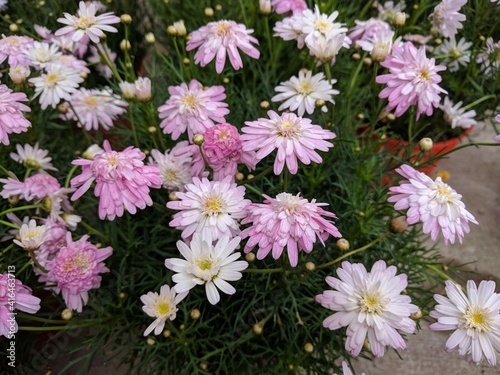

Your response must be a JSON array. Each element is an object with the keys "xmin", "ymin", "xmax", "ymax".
[
  {"xmin": 260, "ymin": 100, "xmax": 270, "ymax": 109},
  {"xmin": 235, "ymin": 172, "xmax": 245, "ymax": 182},
  {"xmin": 371, "ymin": 42, "xmax": 391, "ymax": 62},
  {"xmin": 193, "ymin": 134, "xmax": 205, "ymax": 145},
  {"xmin": 200, "ymin": 363, "xmax": 208, "ymax": 370},
  {"xmin": 163, "ymin": 329, "xmax": 171, "ymax": 337},
  {"xmin": 119, "ymin": 292, "xmax": 126, "ymax": 299},
  {"xmin": 390, "ymin": 216, "xmax": 408, "ymax": 233},
  {"xmin": 386, "ymin": 113, "xmax": 396, "ymax": 121},
  {"xmin": 222, "ymin": 77, "xmax": 230, "ymax": 83},
  {"xmin": 246, "ymin": 174, "xmax": 255, "ymax": 180},
  {"xmin": 204, "ymin": 7, "xmax": 214, "ymax": 17},
  {"xmin": 352, "ymin": 52, "xmax": 361, "ymax": 60},
  {"xmin": 61, "ymin": 308, "xmax": 74, "ymax": 320},
  {"xmin": 245, "ymin": 252, "xmax": 256, "ymax": 262},
  {"xmin": 259, "ymin": 0, "xmax": 271, "ymax": 15},
  {"xmin": 418, "ymin": 137, "xmax": 433, "ymax": 152},
  {"xmin": 305, "ymin": 261, "xmax": 316, "ymax": 271},
  {"xmin": 215, "ymin": 4, "xmax": 222, "ymax": 11},
  {"xmin": 8, "ymin": 195, "xmax": 20, "ymax": 206},
  {"xmin": 356, "ymin": 113, "xmax": 365, "ymax": 120},
  {"xmin": 434, "ymin": 38, "xmax": 442, "ymax": 45},
  {"xmin": 9, "ymin": 24, "xmax": 19, "ymax": 32},
  {"xmin": 253, "ymin": 323, "xmax": 263, "ymax": 335},
  {"xmin": 145, "ymin": 32, "xmax": 155, "ymax": 44},
  {"xmin": 173, "ymin": 20, "xmax": 186, "ymax": 36},
  {"xmin": 120, "ymin": 14, "xmax": 132, "ymax": 24},
  {"xmin": 82, "ymin": 144, "xmax": 105, "ymax": 160},
  {"xmin": 148, "ymin": 126, "xmax": 157, "ymax": 134},
  {"xmin": 135, "ymin": 77, "xmax": 151, "ymax": 102},
  {"xmin": 9, "ymin": 65, "xmax": 30, "ymax": 84},
  {"xmin": 183, "ymin": 57, "xmax": 190, "ymax": 64},
  {"xmin": 392, "ymin": 12, "xmax": 406, "ymax": 27},
  {"xmin": 190, "ymin": 308, "xmax": 201, "ymax": 320},
  {"xmin": 315, "ymin": 99, "xmax": 325, "ymax": 107},
  {"xmin": 336, "ymin": 238, "xmax": 350, "ymax": 252},
  {"xmin": 363, "ymin": 57, "xmax": 372, "ymax": 66},
  {"xmin": 169, "ymin": 191, "xmax": 180, "ymax": 201},
  {"xmin": 304, "ymin": 343, "xmax": 314, "ymax": 353},
  {"xmin": 167, "ymin": 25, "xmax": 177, "ymax": 35},
  {"xmin": 146, "ymin": 337, "xmax": 155, "ymax": 345},
  {"xmin": 120, "ymin": 39, "xmax": 131, "ymax": 51},
  {"xmin": 410, "ymin": 308, "xmax": 422, "ymax": 320},
  {"xmin": 119, "ymin": 81, "xmax": 136, "ymax": 99}
]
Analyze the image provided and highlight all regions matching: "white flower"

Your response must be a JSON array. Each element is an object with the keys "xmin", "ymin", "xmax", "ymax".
[
  {"xmin": 271, "ymin": 70, "xmax": 339, "ymax": 116},
  {"xmin": 140, "ymin": 284, "xmax": 187, "ymax": 336},
  {"xmin": 61, "ymin": 213, "xmax": 81, "ymax": 230},
  {"xmin": 8, "ymin": 65, "xmax": 31, "ymax": 84},
  {"xmin": 134, "ymin": 77, "xmax": 151, "ymax": 102},
  {"xmin": 430, "ymin": 280, "xmax": 500, "ymax": 366},
  {"xmin": 434, "ymin": 36, "xmax": 472, "ymax": 72},
  {"xmin": 476, "ymin": 37, "xmax": 500, "ymax": 76},
  {"xmin": 148, "ymin": 142, "xmax": 193, "ymax": 192},
  {"xmin": 29, "ymin": 66, "xmax": 83, "ymax": 109},
  {"xmin": 82, "ymin": 144, "xmax": 105, "ymax": 160},
  {"xmin": 430, "ymin": 0, "xmax": 467, "ymax": 38},
  {"xmin": 65, "ymin": 88, "xmax": 128, "ymax": 131},
  {"xmin": 296, "ymin": 5, "xmax": 348, "ymax": 47},
  {"xmin": 118, "ymin": 81, "xmax": 136, "ymax": 99},
  {"xmin": 24, "ymin": 41, "xmax": 61, "ymax": 70},
  {"xmin": 305, "ymin": 33, "xmax": 346, "ymax": 64},
  {"xmin": 165, "ymin": 233, "xmax": 248, "ymax": 305},
  {"xmin": 55, "ymin": 1, "xmax": 120, "ymax": 44},
  {"xmin": 273, "ymin": 16, "xmax": 306, "ymax": 49},
  {"xmin": 10, "ymin": 143, "xmax": 57, "ymax": 172},
  {"xmin": 13, "ymin": 219, "xmax": 48, "ymax": 251},
  {"xmin": 357, "ymin": 29, "xmax": 395, "ymax": 62},
  {"xmin": 376, "ymin": 1, "xmax": 407, "ymax": 21},
  {"xmin": 440, "ymin": 96, "xmax": 477, "ymax": 129}
]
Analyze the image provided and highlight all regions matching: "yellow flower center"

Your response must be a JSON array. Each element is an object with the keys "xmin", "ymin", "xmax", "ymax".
[
  {"xmin": 203, "ymin": 196, "xmax": 224, "ymax": 215},
  {"xmin": 298, "ymin": 82, "xmax": 312, "ymax": 94},
  {"xmin": 23, "ymin": 158, "xmax": 41, "ymax": 170},
  {"xmin": 86, "ymin": 96, "xmax": 99, "ymax": 106},
  {"xmin": 216, "ymin": 21, "xmax": 231, "ymax": 37},
  {"xmin": 358, "ymin": 291, "xmax": 385, "ymax": 314},
  {"xmin": 314, "ymin": 19, "xmax": 330, "ymax": 33},
  {"xmin": 450, "ymin": 48, "xmax": 462, "ymax": 60},
  {"xmin": 276, "ymin": 118, "xmax": 300, "ymax": 138},
  {"xmin": 45, "ymin": 72, "xmax": 60, "ymax": 87},
  {"xmin": 464, "ymin": 305, "xmax": 491, "ymax": 332},
  {"xmin": 155, "ymin": 301, "xmax": 171, "ymax": 317},
  {"xmin": 182, "ymin": 93, "xmax": 200, "ymax": 110},
  {"xmin": 197, "ymin": 258, "xmax": 214, "ymax": 271},
  {"xmin": 75, "ymin": 16, "xmax": 95, "ymax": 30},
  {"xmin": 436, "ymin": 183, "xmax": 453, "ymax": 200},
  {"xmin": 63, "ymin": 253, "xmax": 91, "ymax": 272},
  {"xmin": 420, "ymin": 70, "xmax": 430, "ymax": 80}
]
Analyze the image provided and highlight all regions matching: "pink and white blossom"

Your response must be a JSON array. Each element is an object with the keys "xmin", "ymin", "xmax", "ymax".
[
  {"xmin": 0, "ymin": 84, "xmax": 31, "ymax": 145},
  {"xmin": 271, "ymin": 0, "xmax": 307, "ymax": 15},
  {"xmin": 316, "ymin": 260, "xmax": 418, "ymax": 357},
  {"xmin": 434, "ymin": 36, "xmax": 472, "ymax": 72},
  {"xmin": 13, "ymin": 219, "xmax": 48, "ymax": 251},
  {"xmin": 10, "ymin": 143, "xmax": 57, "ymax": 172},
  {"xmin": 0, "ymin": 173, "xmax": 61, "ymax": 201},
  {"xmin": 430, "ymin": 0, "xmax": 467, "ymax": 38},
  {"xmin": 148, "ymin": 142, "xmax": 194, "ymax": 192},
  {"xmin": 0, "ymin": 35, "xmax": 34, "ymax": 68},
  {"xmin": 440, "ymin": 96, "xmax": 477, "ymax": 129}
]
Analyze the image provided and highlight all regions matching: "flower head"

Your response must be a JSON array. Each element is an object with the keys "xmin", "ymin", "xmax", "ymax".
[
  {"xmin": 70, "ymin": 140, "xmax": 162, "ymax": 220},
  {"xmin": 440, "ymin": 96, "xmax": 477, "ymax": 129},
  {"xmin": 476, "ymin": 37, "xmax": 500, "ymax": 76},
  {"xmin": 430, "ymin": 0, "xmax": 467, "ymax": 38},
  {"xmin": 10, "ymin": 143, "xmax": 57, "ymax": 172},
  {"xmin": 271, "ymin": 0, "xmax": 307, "ymax": 15},
  {"xmin": 241, "ymin": 110, "xmax": 336, "ymax": 175},
  {"xmin": 388, "ymin": 164, "xmax": 478, "ymax": 244},
  {"xmin": 430, "ymin": 280, "xmax": 500, "ymax": 366},
  {"xmin": 64, "ymin": 88, "xmax": 128, "ymax": 131},
  {"xmin": 376, "ymin": 41, "xmax": 447, "ymax": 120},
  {"xmin": 186, "ymin": 20, "xmax": 260, "ymax": 73},
  {"xmin": 165, "ymin": 233, "xmax": 248, "ymax": 305},
  {"xmin": 141, "ymin": 285, "xmax": 187, "ymax": 336},
  {"xmin": 13, "ymin": 219, "xmax": 48, "ymax": 251},
  {"xmin": 167, "ymin": 176, "xmax": 250, "ymax": 241},
  {"xmin": 148, "ymin": 142, "xmax": 194, "ymax": 192},
  {"xmin": 55, "ymin": 1, "xmax": 120, "ymax": 43},
  {"xmin": 0, "ymin": 173, "xmax": 61, "ymax": 201},
  {"xmin": 158, "ymin": 80, "xmax": 229, "ymax": 140},
  {"xmin": 24, "ymin": 41, "xmax": 61, "ymax": 70},
  {"xmin": 316, "ymin": 260, "xmax": 418, "ymax": 357},
  {"xmin": 434, "ymin": 36, "xmax": 472, "ymax": 72},
  {"xmin": 0, "ymin": 84, "xmax": 31, "ymax": 145},
  {"xmin": 39, "ymin": 233, "xmax": 113, "ymax": 312},
  {"xmin": 241, "ymin": 192, "xmax": 341, "ymax": 267},
  {"xmin": 0, "ymin": 35, "xmax": 34, "ymax": 68}
]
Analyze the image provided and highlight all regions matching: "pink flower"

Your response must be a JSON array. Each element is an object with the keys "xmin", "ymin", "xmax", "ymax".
[
  {"xmin": 0, "ymin": 273, "xmax": 41, "ymax": 338},
  {"xmin": 316, "ymin": 260, "xmax": 418, "ymax": 357},
  {"xmin": 241, "ymin": 110, "xmax": 336, "ymax": 175},
  {"xmin": 158, "ymin": 80, "xmax": 229, "ymax": 140},
  {"xmin": 0, "ymin": 35, "xmax": 34, "ymax": 68},
  {"xmin": 430, "ymin": 0, "xmax": 467, "ymax": 38},
  {"xmin": 186, "ymin": 20, "xmax": 260, "ymax": 74},
  {"xmin": 388, "ymin": 164, "xmax": 478, "ymax": 245},
  {"xmin": 495, "ymin": 114, "xmax": 500, "ymax": 142},
  {"xmin": 348, "ymin": 18, "xmax": 391, "ymax": 45},
  {"xmin": 70, "ymin": 140, "xmax": 162, "ymax": 220},
  {"xmin": 0, "ymin": 84, "xmax": 31, "ymax": 146},
  {"xmin": 376, "ymin": 42, "xmax": 447, "ymax": 120},
  {"xmin": 271, "ymin": 0, "xmax": 308, "ymax": 15},
  {"xmin": 55, "ymin": 1, "xmax": 120, "ymax": 44},
  {"xmin": 241, "ymin": 192, "xmax": 341, "ymax": 267},
  {"xmin": 39, "ymin": 233, "xmax": 112, "ymax": 312},
  {"xmin": 202, "ymin": 123, "xmax": 257, "ymax": 180},
  {"xmin": 167, "ymin": 176, "xmax": 250, "ymax": 241},
  {"xmin": 0, "ymin": 173, "xmax": 61, "ymax": 201}
]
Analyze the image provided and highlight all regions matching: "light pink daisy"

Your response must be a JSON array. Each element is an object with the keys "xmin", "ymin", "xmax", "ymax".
[
  {"xmin": 316, "ymin": 260, "xmax": 418, "ymax": 357},
  {"xmin": 52, "ymin": 54, "xmax": 90, "ymax": 75},
  {"xmin": 376, "ymin": 41, "xmax": 447, "ymax": 120},
  {"xmin": 186, "ymin": 20, "xmax": 260, "ymax": 74},
  {"xmin": 241, "ymin": 110, "xmax": 336, "ymax": 175},
  {"xmin": 476, "ymin": 37, "xmax": 500, "ymax": 76},
  {"xmin": 376, "ymin": 1, "xmax": 407, "ymax": 21},
  {"xmin": 0, "ymin": 35, "xmax": 34, "ymax": 68},
  {"xmin": 241, "ymin": 192, "xmax": 341, "ymax": 267},
  {"xmin": 24, "ymin": 41, "xmax": 61, "ymax": 70},
  {"xmin": 0, "ymin": 272, "xmax": 41, "ymax": 338},
  {"xmin": 430, "ymin": 280, "xmax": 500, "ymax": 366},
  {"xmin": 165, "ymin": 233, "xmax": 248, "ymax": 305},
  {"xmin": 70, "ymin": 140, "xmax": 162, "ymax": 220},
  {"xmin": 430, "ymin": 0, "xmax": 467, "ymax": 38},
  {"xmin": 0, "ymin": 84, "xmax": 31, "ymax": 145},
  {"xmin": 0, "ymin": 173, "xmax": 61, "ymax": 201},
  {"xmin": 10, "ymin": 142, "xmax": 57, "ymax": 172},
  {"xmin": 388, "ymin": 164, "xmax": 478, "ymax": 245},
  {"xmin": 202, "ymin": 123, "xmax": 257, "ymax": 181},
  {"xmin": 148, "ymin": 141, "xmax": 194, "ymax": 192},
  {"xmin": 271, "ymin": 0, "xmax": 308, "ymax": 15},
  {"xmin": 348, "ymin": 18, "xmax": 391, "ymax": 46},
  {"xmin": 157, "ymin": 80, "xmax": 229, "ymax": 141},
  {"xmin": 167, "ymin": 176, "xmax": 250, "ymax": 241},
  {"xmin": 440, "ymin": 96, "xmax": 477, "ymax": 129},
  {"xmin": 38, "ymin": 233, "xmax": 113, "ymax": 312},
  {"xmin": 64, "ymin": 88, "xmax": 128, "ymax": 131},
  {"xmin": 55, "ymin": 1, "xmax": 120, "ymax": 44},
  {"xmin": 272, "ymin": 70, "xmax": 339, "ymax": 116},
  {"xmin": 140, "ymin": 285, "xmax": 187, "ymax": 336}
]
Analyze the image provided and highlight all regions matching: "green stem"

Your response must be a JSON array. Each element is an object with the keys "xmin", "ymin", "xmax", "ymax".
[
  {"xmin": 198, "ymin": 144, "xmax": 213, "ymax": 178},
  {"xmin": 317, "ymin": 231, "xmax": 391, "ymax": 269},
  {"xmin": 324, "ymin": 62, "xmax": 333, "ymax": 85},
  {"xmin": 423, "ymin": 142, "xmax": 500, "ymax": 166},
  {"xmin": 16, "ymin": 313, "xmax": 70, "ymax": 324},
  {"xmin": 16, "ymin": 260, "xmax": 32, "ymax": 276},
  {"xmin": 18, "ymin": 321, "xmax": 102, "ymax": 331},
  {"xmin": 243, "ymin": 183, "xmax": 263, "ymax": 196},
  {"xmin": 0, "ymin": 219, "xmax": 20, "ymax": 229},
  {"xmin": 129, "ymin": 103, "xmax": 140, "ymax": 147},
  {"xmin": 79, "ymin": 221, "xmax": 109, "ymax": 242},
  {"xmin": 30, "ymin": 252, "xmax": 48, "ymax": 273},
  {"xmin": 65, "ymin": 165, "xmax": 79, "ymax": 188},
  {"xmin": 2, "ymin": 243, "xmax": 14, "ymax": 255},
  {"xmin": 0, "ymin": 204, "xmax": 43, "ymax": 217},
  {"xmin": 97, "ymin": 43, "xmax": 122, "ymax": 82},
  {"xmin": 244, "ymin": 267, "xmax": 283, "ymax": 273},
  {"xmin": 283, "ymin": 168, "xmax": 289, "ymax": 192},
  {"xmin": 239, "ymin": 166, "xmax": 273, "ymax": 186},
  {"xmin": 462, "ymin": 94, "xmax": 496, "ymax": 111}
]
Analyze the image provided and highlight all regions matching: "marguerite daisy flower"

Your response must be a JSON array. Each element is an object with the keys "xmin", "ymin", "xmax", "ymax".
[
  {"xmin": 434, "ymin": 36, "xmax": 472, "ymax": 72},
  {"xmin": 10, "ymin": 143, "xmax": 57, "ymax": 172},
  {"xmin": 440, "ymin": 96, "xmax": 477, "ymax": 129},
  {"xmin": 13, "ymin": 219, "xmax": 48, "ymax": 252},
  {"xmin": 0, "ymin": 84, "xmax": 31, "ymax": 146}
]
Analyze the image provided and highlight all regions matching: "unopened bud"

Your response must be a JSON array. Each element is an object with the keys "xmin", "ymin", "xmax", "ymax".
[
  {"xmin": 9, "ymin": 24, "xmax": 19, "ymax": 32},
  {"xmin": 120, "ymin": 39, "xmax": 131, "ymax": 51},
  {"xmin": 119, "ymin": 81, "xmax": 136, "ymax": 99},
  {"xmin": 204, "ymin": 7, "xmax": 214, "ymax": 17},
  {"xmin": 246, "ymin": 174, "xmax": 255, "ymax": 180},
  {"xmin": 146, "ymin": 337, "xmax": 155, "ymax": 345},
  {"xmin": 183, "ymin": 57, "xmax": 190, "ymax": 64},
  {"xmin": 200, "ymin": 363, "xmax": 208, "ymax": 370},
  {"xmin": 120, "ymin": 14, "xmax": 132, "ymax": 24},
  {"xmin": 147, "ymin": 126, "xmax": 156, "ymax": 134},
  {"xmin": 352, "ymin": 53, "xmax": 361, "ymax": 60},
  {"xmin": 163, "ymin": 329, "xmax": 171, "ymax": 337},
  {"xmin": 9, "ymin": 65, "xmax": 30, "ymax": 84},
  {"xmin": 61, "ymin": 308, "xmax": 73, "ymax": 320},
  {"xmin": 371, "ymin": 43, "xmax": 390, "ymax": 62},
  {"xmin": 315, "ymin": 99, "xmax": 325, "ymax": 107},
  {"xmin": 304, "ymin": 343, "xmax": 314, "ymax": 353},
  {"xmin": 253, "ymin": 323, "xmax": 263, "ymax": 335},
  {"xmin": 169, "ymin": 192, "xmax": 179, "ymax": 201},
  {"xmin": 390, "ymin": 216, "xmax": 408, "ymax": 233},
  {"xmin": 259, "ymin": 0, "xmax": 271, "ymax": 15},
  {"xmin": 386, "ymin": 113, "xmax": 396, "ymax": 121},
  {"xmin": 222, "ymin": 77, "xmax": 230, "ymax": 83},
  {"xmin": 180, "ymin": 324, "xmax": 186, "ymax": 330},
  {"xmin": 356, "ymin": 113, "xmax": 365, "ymax": 120},
  {"xmin": 235, "ymin": 172, "xmax": 244, "ymax": 182},
  {"xmin": 119, "ymin": 292, "xmax": 126, "ymax": 299},
  {"xmin": 173, "ymin": 20, "xmax": 186, "ymax": 36},
  {"xmin": 190, "ymin": 308, "xmax": 201, "ymax": 320},
  {"xmin": 418, "ymin": 137, "xmax": 433, "ymax": 152},
  {"xmin": 305, "ymin": 262, "xmax": 316, "ymax": 271},
  {"xmin": 260, "ymin": 100, "xmax": 270, "ymax": 109},
  {"xmin": 245, "ymin": 252, "xmax": 256, "ymax": 262},
  {"xmin": 363, "ymin": 57, "xmax": 372, "ymax": 66},
  {"xmin": 410, "ymin": 308, "xmax": 422, "ymax": 320},
  {"xmin": 336, "ymin": 238, "xmax": 350, "ymax": 251},
  {"xmin": 8, "ymin": 195, "xmax": 20, "ymax": 206},
  {"xmin": 167, "ymin": 25, "xmax": 177, "ymax": 35},
  {"xmin": 434, "ymin": 38, "xmax": 442, "ymax": 45},
  {"xmin": 145, "ymin": 32, "xmax": 155, "ymax": 44},
  {"xmin": 193, "ymin": 134, "xmax": 205, "ymax": 145},
  {"xmin": 479, "ymin": 35, "xmax": 485, "ymax": 42},
  {"xmin": 392, "ymin": 12, "xmax": 406, "ymax": 27},
  {"xmin": 215, "ymin": 4, "xmax": 222, "ymax": 11}
]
